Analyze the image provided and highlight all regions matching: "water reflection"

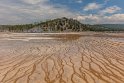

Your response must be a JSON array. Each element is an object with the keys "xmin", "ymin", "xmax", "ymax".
[{"xmin": 46, "ymin": 34, "xmax": 82, "ymax": 42}]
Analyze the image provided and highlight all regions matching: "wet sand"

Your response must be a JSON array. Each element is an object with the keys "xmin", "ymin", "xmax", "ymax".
[{"xmin": 0, "ymin": 32, "xmax": 124, "ymax": 83}]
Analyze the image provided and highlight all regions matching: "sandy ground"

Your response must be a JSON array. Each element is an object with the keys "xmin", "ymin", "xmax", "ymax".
[{"xmin": 0, "ymin": 32, "xmax": 124, "ymax": 83}]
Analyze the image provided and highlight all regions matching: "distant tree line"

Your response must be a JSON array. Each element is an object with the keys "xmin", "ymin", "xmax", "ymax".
[
  {"xmin": 0, "ymin": 24, "xmax": 34, "ymax": 32},
  {"xmin": 88, "ymin": 24, "xmax": 124, "ymax": 31}
]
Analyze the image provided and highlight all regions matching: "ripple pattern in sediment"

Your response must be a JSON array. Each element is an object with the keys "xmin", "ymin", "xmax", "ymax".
[{"xmin": 0, "ymin": 33, "xmax": 124, "ymax": 83}]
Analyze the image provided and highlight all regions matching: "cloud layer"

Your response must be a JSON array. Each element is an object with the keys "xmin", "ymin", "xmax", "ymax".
[
  {"xmin": 0, "ymin": 0, "xmax": 76, "ymax": 24},
  {"xmin": 0, "ymin": 0, "xmax": 124, "ymax": 24},
  {"xmin": 76, "ymin": 14, "xmax": 124, "ymax": 24}
]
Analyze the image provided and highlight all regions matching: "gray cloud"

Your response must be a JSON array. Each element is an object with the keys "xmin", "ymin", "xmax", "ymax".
[
  {"xmin": 83, "ymin": 3, "xmax": 102, "ymax": 11},
  {"xmin": 100, "ymin": 6, "xmax": 121, "ymax": 14},
  {"xmin": 21, "ymin": 0, "xmax": 46, "ymax": 4},
  {"xmin": 75, "ymin": 0, "xmax": 83, "ymax": 3}
]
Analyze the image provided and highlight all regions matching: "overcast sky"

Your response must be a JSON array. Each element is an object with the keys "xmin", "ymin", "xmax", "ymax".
[{"xmin": 0, "ymin": 0, "xmax": 124, "ymax": 24}]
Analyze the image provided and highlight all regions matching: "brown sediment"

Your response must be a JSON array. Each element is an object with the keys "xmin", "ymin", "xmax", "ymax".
[{"xmin": 0, "ymin": 32, "xmax": 124, "ymax": 83}]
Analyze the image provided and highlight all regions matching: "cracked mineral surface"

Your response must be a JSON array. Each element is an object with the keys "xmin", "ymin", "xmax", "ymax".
[{"xmin": 0, "ymin": 32, "xmax": 124, "ymax": 83}]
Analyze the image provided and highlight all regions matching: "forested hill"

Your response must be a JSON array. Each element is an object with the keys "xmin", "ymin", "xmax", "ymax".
[
  {"xmin": 0, "ymin": 17, "xmax": 124, "ymax": 32},
  {"xmin": 0, "ymin": 17, "xmax": 90, "ymax": 32}
]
